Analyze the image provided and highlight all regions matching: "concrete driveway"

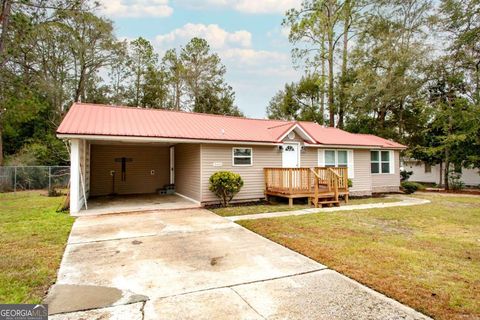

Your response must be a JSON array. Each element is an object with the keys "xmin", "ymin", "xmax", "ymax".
[{"xmin": 47, "ymin": 209, "xmax": 429, "ymax": 320}]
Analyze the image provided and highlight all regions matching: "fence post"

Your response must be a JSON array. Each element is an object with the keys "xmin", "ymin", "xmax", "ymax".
[
  {"xmin": 48, "ymin": 166, "xmax": 51, "ymax": 193},
  {"xmin": 14, "ymin": 167, "xmax": 17, "ymax": 193}
]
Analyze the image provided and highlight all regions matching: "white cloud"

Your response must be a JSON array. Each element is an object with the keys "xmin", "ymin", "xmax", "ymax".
[
  {"xmin": 153, "ymin": 24, "xmax": 301, "ymax": 117},
  {"xmin": 99, "ymin": 0, "xmax": 173, "ymax": 18},
  {"xmin": 155, "ymin": 23, "xmax": 252, "ymax": 49},
  {"xmin": 221, "ymin": 48, "xmax": 287, "ymax": 66},
  {"xmin": 177, "ymin": 0, "xmax": 301, "ymax": 14},
  {"xmin": 233, "ymin": 0, "xmax": 301, "ymax": 14}
]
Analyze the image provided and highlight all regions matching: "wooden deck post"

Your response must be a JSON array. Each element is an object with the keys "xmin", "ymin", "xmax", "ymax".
[
  {"xmin": 264, "ymin": 168, "xmax": 268, "ymax": 201},
  {"xmin": 289, "ymin": 168, "xmax": 293, "ymax": 194}
]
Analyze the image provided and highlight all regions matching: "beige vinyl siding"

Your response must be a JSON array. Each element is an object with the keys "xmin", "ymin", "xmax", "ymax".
[
  {"xmin": 302, "ymin": 147, "xmax": 318, "ymax": 167},
  {"xmin": 201, "ymin": 144, "xmax": 282, "ymax": 202},
  {"xmin": 174, "ymin": 144, "xmax": 201, "ymax": 201},
  {"xmin": 350, "ymin": 150, "xmax": 373, "ymax": 196},
  {"xmin": 372, "ymin": 150, "xmax": 401, "ymax": 192},
  {"xmin": 90, "ymin": 144, "xmax": 170, "ymax": 196}
]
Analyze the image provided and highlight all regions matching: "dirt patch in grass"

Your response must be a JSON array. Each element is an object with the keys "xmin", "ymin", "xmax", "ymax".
[
  {"xmin": 0, "ymin": 191, "xmax": 74, "ymax": 303},
  {"xmin": 238, "ymin": 194, "xmax": 480, "ymax": 320}
]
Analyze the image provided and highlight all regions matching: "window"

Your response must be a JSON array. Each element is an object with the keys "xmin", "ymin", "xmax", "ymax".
[
  {"xmin": 337, "ymin": 151, "xmax": 348, "ymax": 167},
  {"xmin": 371, "ymin": 150, "xmax": 391, "ymax": 174},
  {"xmin": 320, "ymin": 149, "xmax": 354, "ymax": 178},
  {"xmin": 424, "ymin": 163, "xmax": 431, "ymax": 173},
  {"xmin": 233, "ymin": 148, "xmax": 252, "ymax": 166},
  {"xmin": 325, "ymin": 150, "xmax": 336, "ymax": 167}
]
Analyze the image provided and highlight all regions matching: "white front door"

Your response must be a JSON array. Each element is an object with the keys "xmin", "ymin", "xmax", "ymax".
[
  {"xmin": 282, "ymin": 143, "xmax": 299, "ymax": 168},
  {"xmin": 169, "ymin": 146, "xmax": 175, "ymax": 184}
]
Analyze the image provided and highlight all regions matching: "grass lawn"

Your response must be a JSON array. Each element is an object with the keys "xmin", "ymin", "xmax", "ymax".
[
  {"xmin": 211, "ymin": 196, "xmax": 402, "ymax": 217},
  {"xmin": 238, "ymin": 194, "xmax": 480, "ymax": 320},
  {"xmin": 0, "ymin": 191, "xmax": 74, "ymax": 303}
]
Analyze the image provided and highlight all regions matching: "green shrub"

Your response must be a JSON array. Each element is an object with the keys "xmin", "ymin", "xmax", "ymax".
[
  {"xmin": 449, "ymin": 172, "xmax": 465, "ymax": 190},
  {"xmin": 401, "ymin": 181, "xmax": 417, "ymax": 194},
  {"xmin": 400, "ymin": 170, "xmax": 413, "ymax": 181},
  {"xmin": 401, "ymin": 181, "xmax": 425, "ymax": 194},
  {"xmin": 209, "ymin": 171, "xmax": 244, "ymax": 207},
  {"xmin": 347, "ymin": 179, "xmax": 353, "ymax": 188}
]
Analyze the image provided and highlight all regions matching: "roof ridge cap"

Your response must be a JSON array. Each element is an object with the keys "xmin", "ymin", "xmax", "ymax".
[
  {"xmin": 267, "ymin": 122, "xmax": 295, "ymax": 129},
  {"xmin": 72, "ymin": 102, "xmax": 293, "ymax": 123}
]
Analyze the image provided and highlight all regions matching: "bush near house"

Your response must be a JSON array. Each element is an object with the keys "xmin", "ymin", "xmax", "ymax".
[
  {"xmin": 209, "ymin": 171, "xmax": 244, "ymax": 207},
  {"xmin": 401, "ymin": 181, "xmax": 425, "ymax": 194}
]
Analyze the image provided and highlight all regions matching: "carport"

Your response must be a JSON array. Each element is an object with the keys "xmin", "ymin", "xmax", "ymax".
[{"xmin": 66, "ymin": 138, "xmax": 201, "ymax": 214}]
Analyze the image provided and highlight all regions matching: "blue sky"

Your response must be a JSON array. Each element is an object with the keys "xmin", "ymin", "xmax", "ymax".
[{"xmin": 99, "ymin": 0, "xmax": 303, "ymax": 118}]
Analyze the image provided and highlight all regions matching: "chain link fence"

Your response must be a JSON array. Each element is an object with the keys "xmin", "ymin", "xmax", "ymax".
[{"xmin": 0, "ymin": 166, "xmax": 70, "ymax": 193}]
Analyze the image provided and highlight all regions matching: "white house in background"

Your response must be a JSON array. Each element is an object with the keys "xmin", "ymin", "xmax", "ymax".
[{"xmin": 403, "ymin": 159, "xmax": 480, "ymax": 187}]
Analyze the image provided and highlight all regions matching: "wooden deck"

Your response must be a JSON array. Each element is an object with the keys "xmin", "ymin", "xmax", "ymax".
[{"xmin": 264, "ymin": 167, "xmax": 349, "ymax": 207}]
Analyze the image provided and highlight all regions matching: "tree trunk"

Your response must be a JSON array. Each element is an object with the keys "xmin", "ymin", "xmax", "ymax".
[
  {"xmin": 320, "ymin": 35, "xmax": 326, "ymax": 125},
  {"xmin": 0, "ymin": 0, "xmax": 12, "ymax": 68},
  {"xmin": 0, "ymin": 121, "xmax": 3, "ymax": 165},
  {"xmin": 135, "ymin": 67, "xmax": 141, "ymax": 107},
  {"xmin": 444, "ymin": 150, "xmax": 450, "ymax": 190},
  {"xmin": 175, "ymin": 81, "xmax": 180, "ymax": 110},
  {"xmin": 475, "ymin": 60, "xmax": 480, "ymax": 106},
  {"xmin": 438, "ymin": 161, "xmax": 443, "ymax": 187},
  {"xmin": 327, "ymin": 29, "xmax": 335, "ymax": 127},
  {"xmin": 74, "ymin": 65, "xmax": 86, "ymax": 102},
  {"xmin": 338, "ymin": 0, "xmax": 351, "ymax": 129}
]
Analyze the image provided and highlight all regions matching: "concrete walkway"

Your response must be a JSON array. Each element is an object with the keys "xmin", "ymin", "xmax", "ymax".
[
  {"xmin": 47, "ymin": 208, "xmax": 430, "ymax": 320},
  {"xmin": 227, "ymin": 196, "xmax": 430, "ymax": 221}
]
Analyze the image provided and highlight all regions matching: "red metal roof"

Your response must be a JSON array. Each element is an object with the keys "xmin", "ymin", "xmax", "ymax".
[{"xmin": 57, "ymin": 103, "xmax": 406, "ymax": 149}]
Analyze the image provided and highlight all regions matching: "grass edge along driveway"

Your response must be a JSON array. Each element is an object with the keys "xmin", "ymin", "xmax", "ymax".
[
  {"xmin": 212, "ymin": 196, "xmax": 402, "ymax": 217},
  {"xmin": 238, "ymin": 194, "xmax": 480, "ymax": 320},
  {"xmin": 0, "ymin": 191, "xmax": 74, "ymax": 303}
]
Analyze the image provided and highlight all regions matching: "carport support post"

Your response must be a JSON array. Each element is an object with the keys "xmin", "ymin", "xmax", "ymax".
[{"xmin": 70, "ymin": 139, "xmax": 81, "ymax": 213}]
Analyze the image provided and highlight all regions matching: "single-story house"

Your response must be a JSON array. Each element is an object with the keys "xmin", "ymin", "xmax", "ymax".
[
  {"xmin": 402, "ymin": 159, "xmax": 480, "ymax": 187},
  {"xmin": 57, "ymin": 103, "xmax": 406, "ymax": 213}
]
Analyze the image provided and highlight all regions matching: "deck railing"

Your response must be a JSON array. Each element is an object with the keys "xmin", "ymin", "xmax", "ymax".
[
  {"xmin": 263, "ymin": 167, "xmax": 313, "ymax": 195},
  {"xmin": 313, "ymin": 167, "xmax": 349, "ymax": 191},
  {"xmin": 264, "ymin": 167, "xmax": 348, "ymax": 196}
]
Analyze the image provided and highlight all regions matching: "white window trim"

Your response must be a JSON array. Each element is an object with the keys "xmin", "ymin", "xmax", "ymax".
[
  {"xmin": 318, "ymin": 149, "xmax": 354, "ymax": 178},
  {"xmin": 232, "ymin": 147, "xmax": 253, "ymax": 166},
  {"xmin": 323, "ymin": 149, "xmax": 348, "ymax": 166},
  {"xmin": 324, "ymin": 149, "xmax": 337, "ymax": 167},
  {"xmin": 371, "ymin": 150, "xmax": 394, "ymax": 175}
]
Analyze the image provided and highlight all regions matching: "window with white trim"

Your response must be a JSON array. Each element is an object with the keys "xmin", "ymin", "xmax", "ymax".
[
  {"xmin": 319, "ymin": 149, "xmax": 354, "ymax": 178},
  {"xmin": 233, "ymin": 148, "xmax": 252, "ymax": 166},
  {"xmin": 371, "ymin": 150, "xmax": 390, "ymax": 174},
  {"xmin": 325, "ymin": 150, "xmax": 336, "ymax": 167},
  {"xmin": 324, "ymin": 150, "xmax": 348, "ymax": 168},
  {"xmin": 337, "ymin": 150, "xmax": 348, "ymax": 168}
]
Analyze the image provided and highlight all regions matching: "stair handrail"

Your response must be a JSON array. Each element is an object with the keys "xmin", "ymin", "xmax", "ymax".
[
  {"xmin": 327, "ymin": 168, "xmax": 340, "ymax": 201},
  {"xmin": 310, "ymin": 168, "xmax": 319, "ymax": 207}
]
